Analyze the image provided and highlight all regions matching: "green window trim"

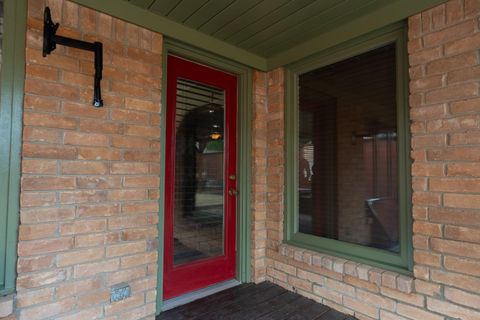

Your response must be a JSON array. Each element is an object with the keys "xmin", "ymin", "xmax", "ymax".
[
  {"xmin": 284, "ymin": 22, "xmax": 413, "ymax": 274},
  {"xmin": 0, "ymin": 0, "xmax": 26, "ymax": 295}
]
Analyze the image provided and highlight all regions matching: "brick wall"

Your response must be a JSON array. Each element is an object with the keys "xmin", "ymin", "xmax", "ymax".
[
  {"xmin": 254, "ymin": 1, "xmax": 480, "ymax": 319},
  {"xmin": 251, "ymin": 71, "xmax": 268, "ymax": 282},
  {"xmin": 14, "ymin": 0, "xmax": 162, "ymax": 319}
]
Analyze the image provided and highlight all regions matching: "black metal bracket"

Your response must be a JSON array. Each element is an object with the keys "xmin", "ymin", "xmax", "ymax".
[{"xmin": 43, "ymin": 7, "xmax": 103, "ymax": 107}]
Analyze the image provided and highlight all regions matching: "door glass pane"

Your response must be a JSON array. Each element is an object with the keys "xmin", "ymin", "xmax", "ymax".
[
  {"xmin": 173, "ymin": 78, "xmax": 225, "ymax": 265},
  {"xmin": 297, "ymin": 43, "xmax": 400, "ymax": 253}
]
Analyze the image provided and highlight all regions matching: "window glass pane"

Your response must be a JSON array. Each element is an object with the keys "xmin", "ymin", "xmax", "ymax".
[
  {"xmin": 173, "ymin": 78, "xmax": 225, "ymax": 265},
  {"xmin": 298, "ymin": 43, "xmax": 399, "ymax": 253}
]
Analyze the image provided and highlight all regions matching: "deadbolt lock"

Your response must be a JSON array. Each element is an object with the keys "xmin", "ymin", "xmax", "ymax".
[{"xmin": 229, "ymin": 175, "xmax": 236, "ymax": 180}]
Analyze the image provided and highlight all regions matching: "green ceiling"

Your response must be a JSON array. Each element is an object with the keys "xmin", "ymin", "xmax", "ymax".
[{"xmin": 73, "ymin": 0, "xmax": 446, "ymax": 71}]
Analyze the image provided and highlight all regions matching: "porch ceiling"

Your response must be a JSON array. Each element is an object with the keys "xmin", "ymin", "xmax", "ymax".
[{"xmin": 73, "ymin": 0, "xmax": 446, "ymax": 70}]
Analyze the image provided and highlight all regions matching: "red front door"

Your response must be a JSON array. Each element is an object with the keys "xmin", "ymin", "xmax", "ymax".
[{"xmin": 163, "ymin": 55, "xmax": 237, "ymax": 300}]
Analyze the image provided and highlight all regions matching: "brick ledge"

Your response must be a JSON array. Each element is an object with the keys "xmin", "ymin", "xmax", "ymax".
[
  {"xmin": 278, "ymin": 243, "xmax": 414, "ymax": 294},
  {"xmin": 0, "ymin": 294, "xmax": 14, "ymax": 318}
]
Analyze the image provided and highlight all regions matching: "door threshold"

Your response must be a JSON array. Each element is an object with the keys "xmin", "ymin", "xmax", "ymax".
[{"xmin": 162, "ymin": 279, "xmax": 241, "ymax": 311}]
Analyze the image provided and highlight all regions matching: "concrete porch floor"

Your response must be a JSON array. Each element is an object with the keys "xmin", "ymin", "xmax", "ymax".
[{"xmin": 157, "ymin": 282, "xmax": 357, "ymax": 320}]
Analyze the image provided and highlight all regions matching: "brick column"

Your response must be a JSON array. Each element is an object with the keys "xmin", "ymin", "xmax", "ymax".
[{"xmin": 16, "ymin": 0, "xmax": 162, "ymax": 319}]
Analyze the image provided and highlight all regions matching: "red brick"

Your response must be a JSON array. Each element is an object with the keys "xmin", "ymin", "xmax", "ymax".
[
  {"xmin": 18, "ymin": 297, "xmax": 75, "ymax": 320},
  {"xmin": 22, "ymin": 159, "xmax": 57, "ymax": 174},
  {"xmin": 425, "ymin": 83, "xmax": 478, "ymax": 104},
  {"xmin": 64, "ymin": 131, "xmax": 109, "ymax": 147},
  {"xmin": 121, "ymin": 202, "xmax": 158, "ymax": 214},
  {"xmin": 61, "ymin": 161, "xmax": 108, "ymax": 175},
  {"xmin": 427, "ymin": 147, "xmax": 480, "ymax": 161},
  {"xmin": 25, "ymin": 78, "xmax": 79, "ymax": 100},
  {"xmin": 111, "ymin": 136, "xmax": 151, "ymax": 149},
  {"xmin": 124, "ymin": 150, "xmax": 159, "ymax": 162},
  {"xmin": 104, "ymin": 294, "xmax": 144, "ymax": 316},
  {"xmin": 77, "ymin": 147, "xmax": 122, "ymax": 161},
  {"xmin": 450, "ymin": 97, "xmax": 480, "ymax": 114},
  {"xmin": 414, "ymin": 250, "xmax": 442, "ymax": 267},
  {"xmin": 57, "ymin": 247, "xmax": 104, "ymax": 267},
  {"xmin": 344, "ymin": 296, "xmax": 378, "ymax": 318},
  {"xmin": 19, "ymin": 223, "xmax": 58, "ymax": 240},
  {"xmin": 111, "ymin": 162, "xmax": 149, "ymax": 174},
  {"xmin": 60, "ymin": 219, "xmax": 106, "ymax": 235},
  {"xmin": 23, "ymin": 143, "xmax": 77, "ymax": 160},
  {"xmin": 123, "ymin": 176, "xmax": 159, "ymax": 188},
  {"xmin": 25, "ymin": 47, "xmax": 79, "ymax": 72},
  {"xmin": 76, "ymin": 176, "xmax": 122, "ymax": 189},
  {"xmin": 427, "ymin": 297, "xmax": 480, "ymax": 319},
  {"xmin": 431, "ymin": 269, "xmax": 480, "ymax": 292},
  {"xmin": 111, "ymin": 81, "xmax": 150, "ymax": 98},
  {"xmin": 125, "ymin": 97, "xmax": 160, "ymax": 112},
  {"xmin": 79, "ymin": 119, "xmax": 123, "ymax": 134},
  {"xmin": 16, "ymin": 287, "xmax": 54, "ymax": 308},
  {"xmin": 56, "ymin": 277, "xmax": 102, "ymax": 299},
  {"xmin": 106, "ymin": 241, "xmax": 146, "ymax": 258},
  {"xmin": 424, "ymin": 20, "xmax": 475, "ymax": 47},
  {"xmin": 426, "ymin": 115, "xmax": 478, "ymax": 132},
  {"xmin": 111, "ymin": 109, "xmax": 150, "ymax": 124},
  {"xmin": 413, "ymin": 221, "xmax": 442, "ymax": 237},
  {"xmin": 120, "ymin": 227, "xmax": 157, "ymax": 241},
  {"xmin": 450, "ymin": 132, "xmax": 480, "ymax": 145},
  {"xmin": 23, "ymin": 127, "xmax": 62, "ymax": 144},
  {"xmin": 431, "ymin": 238, "xmax": 480, "ymax": 259},
  {"xmin": 445, "ymin": 255, "xmax": 480, "ymax": 278},
  {"xmin": 20, "ymin": 206, "xmax": 75, "ymax": 223},
  {"xmin": 108, "ymin": 189, "xmax": 146, "ymax": 201},
  {"xmin": 426, "ymin": 52, "xmax": 477, "ymax": 74},
  {"xmin": 445, "ymin": 32, "xmax": 480, "ymax": 56},
  {"xmin": 430, "ymin": 177, "xmax": 480, "ymax": 192},
  {"xmin": 76, "ymin": 203, "xmax": 120, "ymax": 217},
  {"xmin": 410, "ymin": 74, "xmax": 444, "ymax": 92},
  {"xmin": 397, "ymin": 303, "xmax": 444, "ymax": 320},
  {"xmin": 17, "ymin": 256, "xmax": 55, "ymax": 273},
  {"xmin": 73, "ymin": 259, "xmax": 119, "ymax": 279},
  {"xmin": 26, "ymin": 64, "xmax": 60, "ymax": 81},
  {"xmin": 24, "ymin": 113, "xmax": 77, "ymax": 130},
  {"xmin": 412, "ymin": 162, "xmax": 444, "ymax": 176},
  {"xmin": 409, "ymin": 47, "xmax": 443, "ymax": 66},
  {"xmin": 124, "ymin": 125, "xmax": 160, "ymax": 138},
  {"xmin": 429, "ymin": 207, "xmax": 480, "ymax": 226},
  {"xmin": 106, "ymin": 266, "xmax": 146, "ymax": 286},
  {"xmin": 18, "ymin": 237, "xmax": 74, "ymax": 256},
  {"xmin": 410, "ymin": 104, "xmax": 447, "ymax": 120},
  {"xmin": 444, "ymin": 225, "xmax": 480, "ymax": 243},
  {"xmin": 444, "ymin": 193, "xmax": 480, "ymax": 209},
  {"xmin": 59, "ymin": 190, "xmax": 107, "ymax": 204},
  {"xmin": 22, "ymin": 176, "xmax": 75, "ymax": 191}
]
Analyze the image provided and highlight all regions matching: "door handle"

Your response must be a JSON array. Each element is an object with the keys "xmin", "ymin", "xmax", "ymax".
[{"xmin": 228, "ymin": 188, "xmax": 238, "ymax": 196}]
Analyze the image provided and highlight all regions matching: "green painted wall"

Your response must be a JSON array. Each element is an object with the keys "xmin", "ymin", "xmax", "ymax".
[{"xmin": 0, "ymin": 0, "xmax": 26, "ymax": 295}]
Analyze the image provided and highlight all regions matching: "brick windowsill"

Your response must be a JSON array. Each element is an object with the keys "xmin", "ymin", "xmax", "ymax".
[
  {"xmin": 278, "ymin": 243, "xmax": 414, "ymax": 294},
  {"xmin": 0, "ymin": 294, "xmax": 14, "ymax": 318}
]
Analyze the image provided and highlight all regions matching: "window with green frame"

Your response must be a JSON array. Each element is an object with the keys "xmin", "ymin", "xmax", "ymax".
[
  {"xmin": 0, "ymin": 0, "xmax": 26, "ymax": 295},
  {"xmin": 284, "ymin": 23, "xmax": 412, "ymax": 273}
]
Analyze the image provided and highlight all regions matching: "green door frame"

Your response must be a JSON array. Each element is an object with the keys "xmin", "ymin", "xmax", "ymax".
[
  {"xmin": 0, "ymin": 0, "xmax": 26, "ymax": 296},
  {"xmin": 156, "ymin": 39, "xmax": 253, "ymax": 314}
]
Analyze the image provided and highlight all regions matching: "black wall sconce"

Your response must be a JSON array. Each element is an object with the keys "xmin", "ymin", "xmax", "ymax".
[{"xmin": 43, "ymin": 7, "xmax": 104, "ymax": 107}]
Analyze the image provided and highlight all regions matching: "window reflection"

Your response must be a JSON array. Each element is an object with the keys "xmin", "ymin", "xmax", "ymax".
[
  {"xmin": 298, "ymin": 44, "xmax": 400, "ymax": 253},
  {"xmin": 173, "ymin": 79, "xmax": 225, "ymax": 265}
]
